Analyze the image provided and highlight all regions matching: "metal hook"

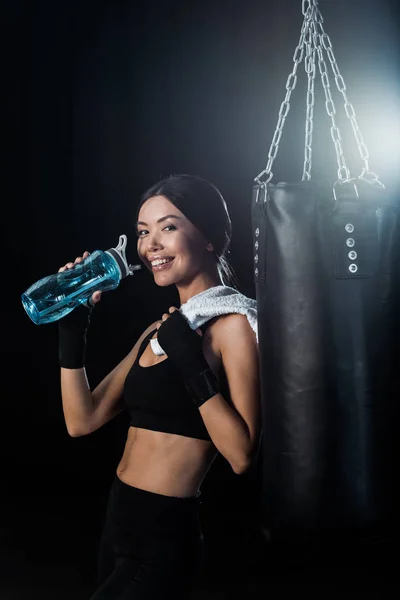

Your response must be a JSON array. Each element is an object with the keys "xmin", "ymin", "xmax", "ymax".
[{"xmin": 358, "ymin": 169, "xmax": 385, "ymax": 190}]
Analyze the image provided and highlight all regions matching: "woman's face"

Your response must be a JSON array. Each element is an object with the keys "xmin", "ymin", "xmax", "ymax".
[{"xmin": 136, "ymin": 195, "xmax": 212, "ymax": 287}]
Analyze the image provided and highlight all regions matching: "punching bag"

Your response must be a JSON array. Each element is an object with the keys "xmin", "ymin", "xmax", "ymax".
[{"xmin": 253, "ymin": 1, "xmax": 399, "ymax": 546}]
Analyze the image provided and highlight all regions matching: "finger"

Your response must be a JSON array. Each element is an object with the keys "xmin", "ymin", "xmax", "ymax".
[
  {"xmin": 59, "ymin": 251, "xmax": 89, "ymax": 272},
  {"xmin": 168, "ymin": 306, "xmax": 178, "ymax": 313},
  {"xmin": 91, "ymin": 291, "xmax": 102, "ymax": 304},
  {"xmin": 76, "ymin": 251, "xmax": 90, "ymax": 264},
  {"xmin": 195, "ymin": 328, "xmax": 203, "ymax": 337},
  {"xmin": 156, "ymin": 313, "xmax": 170, "ymax": 329}
]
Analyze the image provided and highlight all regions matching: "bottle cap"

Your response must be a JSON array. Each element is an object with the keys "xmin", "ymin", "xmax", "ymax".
[{"xmin": 106, "ymin": 235, "xmax": 142, "ymax": 279}]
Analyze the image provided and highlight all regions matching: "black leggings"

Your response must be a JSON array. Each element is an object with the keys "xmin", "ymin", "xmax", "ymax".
[{"xmin": 90, "ymin": 474, "xmax": 204, "ymax": 599}]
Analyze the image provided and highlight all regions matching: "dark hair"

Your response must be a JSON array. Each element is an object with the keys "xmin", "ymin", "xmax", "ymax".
[{"xmin": 137, "ymin": 174, "xmax": 237, "ymax": 287}]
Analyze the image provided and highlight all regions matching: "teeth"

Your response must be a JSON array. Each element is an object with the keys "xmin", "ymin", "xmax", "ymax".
[{"xmin": 151, "ymin": 258, "xmax": 173, "ymax": 266}]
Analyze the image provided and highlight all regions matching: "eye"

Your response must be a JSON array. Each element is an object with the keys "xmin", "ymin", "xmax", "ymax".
[{"xmin": 136, "ymin": 224, "xmax": 176, "ymax": 237}]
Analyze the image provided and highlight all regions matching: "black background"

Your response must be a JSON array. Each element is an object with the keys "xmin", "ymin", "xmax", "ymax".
[{"xmin": 2, "ymin": 0, "xmax": 400, "ymax": 597}]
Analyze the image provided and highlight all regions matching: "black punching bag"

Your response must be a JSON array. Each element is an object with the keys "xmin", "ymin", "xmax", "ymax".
[{"xmin": 252, "ymin": 180, "xmax": 400, "ymax": 544}]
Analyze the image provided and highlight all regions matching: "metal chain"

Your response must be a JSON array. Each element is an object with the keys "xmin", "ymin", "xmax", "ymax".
[
  {"xmin": 304, "ymin": 2, "xmax": 350, "ymax": 182},
  {"xmin": 315, "ymin": 22, "xmax": 384, "ymax": 187},
  {"xmin": 302, "ymin": 17, "xmax": 317, "ymax": 180},
  {"xmin": 302, "ymin": 0, "xmax": 319, "ymax": 19},
  {"xmin": 315, "ymin": 28, "xmax": 351, "ymax": 181},
  {"xmin": 254, "ymin": 15, "xmax": 309, "ymax": 184},
  {"xmin": 255, "ymin": 0, "xmax": 383, "ymax": 188}
]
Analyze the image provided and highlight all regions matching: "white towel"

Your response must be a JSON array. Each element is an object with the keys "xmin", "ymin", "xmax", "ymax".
[{"xmin": 150, "ymin": 285, "xmax": 258, "ymax": 356}]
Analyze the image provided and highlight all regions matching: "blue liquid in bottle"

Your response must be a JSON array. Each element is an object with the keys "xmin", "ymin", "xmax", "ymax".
[{"xmin": 21, "ymin": 235, "xmax": 141, "ymax": 325}]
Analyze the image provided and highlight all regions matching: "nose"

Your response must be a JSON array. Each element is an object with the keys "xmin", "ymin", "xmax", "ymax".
[{"xmin": 145, "ymin": 230, "xmax": 164, "ymax": 253}]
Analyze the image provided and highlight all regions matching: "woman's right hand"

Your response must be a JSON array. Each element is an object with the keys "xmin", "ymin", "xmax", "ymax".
[{"xmin": 58, "ymin": 250, "xmax": 102, "ymax": 306}]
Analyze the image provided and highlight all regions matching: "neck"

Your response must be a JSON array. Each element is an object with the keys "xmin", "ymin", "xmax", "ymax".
[{"xmin": 176, "ymin": 270, "xmax": 223, "ymax": 305}]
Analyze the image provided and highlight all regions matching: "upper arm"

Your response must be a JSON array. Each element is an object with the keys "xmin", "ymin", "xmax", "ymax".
[
  {"xmin": 87, "ymin": 321, "xmax": 158, "ymax": 434},
  {"xmin": 219, "ymin": 314, "xmax": 261, "ymax": 454}
]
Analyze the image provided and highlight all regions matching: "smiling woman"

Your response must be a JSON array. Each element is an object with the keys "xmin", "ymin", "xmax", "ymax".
[
  {"xmin": 57, "ymin": 173, "xmax": 260, "ymax": 599},
  {"xmin": 135, "ymin": 194, "xmax": 222, "ymax": 302},
  {"xmin": 136, "ymin": 174, "xmax": 236, "ymax": 292},
  {"xmin": 136, "ymin": 213, "xmax": 181, "ymax": 272}
]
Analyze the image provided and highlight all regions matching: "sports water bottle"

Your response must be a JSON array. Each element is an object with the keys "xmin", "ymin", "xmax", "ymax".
[{"xmin": 21, "ymin": 234, "xmax": 141, "ymax": 325}]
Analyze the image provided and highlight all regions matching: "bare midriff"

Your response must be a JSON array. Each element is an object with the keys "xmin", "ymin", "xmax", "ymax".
[
  {"xmin": 116, "ymin": 426, "xmax": 218, "ymax": 498},
  {"xmin": 116, "ymin": 321, "xmax": 222, "ymax": 498}
]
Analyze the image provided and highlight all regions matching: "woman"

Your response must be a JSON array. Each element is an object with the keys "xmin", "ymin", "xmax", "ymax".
[{"xmin": 58, "ymin": 174, "xmax": 261, "ymax": 599}]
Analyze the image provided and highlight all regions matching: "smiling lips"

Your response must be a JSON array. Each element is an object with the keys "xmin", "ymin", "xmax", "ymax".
[{"xmin": 150, "ymin": 257, "xmax": 175, "ymax": 271}]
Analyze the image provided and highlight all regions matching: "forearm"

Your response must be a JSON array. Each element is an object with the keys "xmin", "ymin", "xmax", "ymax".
[
  {"xmin": 199, "ymin": 393, "xmax": 253, "ymax": 474},
  {"xmin": 60, "ymin": 367, "xmax": 94, "ymax": 437}
]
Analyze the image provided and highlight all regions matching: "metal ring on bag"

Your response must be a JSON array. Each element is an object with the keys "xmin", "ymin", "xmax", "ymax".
[
  {"xmin": 255, "ymin": 184, "xmax": 269, "ymax": 205},
  {"xmin": 331, "ymin": 178, "xmax": 359, "ymax": 213}
]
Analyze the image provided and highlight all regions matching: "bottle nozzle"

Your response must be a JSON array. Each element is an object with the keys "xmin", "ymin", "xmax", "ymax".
[
  {"xmin": 128, "ymin": 264, "xmax": 142, "ymax": 275},
  {"xmin": 106, "ymin": 234, "xmax": 137, "ymax": 279}
]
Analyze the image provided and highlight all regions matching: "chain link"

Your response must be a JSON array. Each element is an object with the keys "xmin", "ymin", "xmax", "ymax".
[
  {"xmin": 302, "ymin": 0, "xmax": 321, "ymax": 19},
  {"xmin": 302, "ymin": 18, "xmax": 317, "ymax": 180},
  {"xmin": 316, "ymin": 20, "xmax": 384, "ymax": 186},
  {"xmin": 255, "ymin": 15, "xmax": 309, "ymax": 184},
  {"xmin": 316, "ymin": 42, "xmax": 351, "ymax": 181},
  {"xmin": 255, "ymin": 0, "xmax": 384, "ymax": 188}
]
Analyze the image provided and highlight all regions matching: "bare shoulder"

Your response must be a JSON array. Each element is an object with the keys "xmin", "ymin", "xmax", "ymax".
[
  {"xmin": 210, "ymin": 313, "xmax": 257, "ymax": 352},
  {"xmin": 201, "ymin": 313, "xmax": 257, "ymax": 377}
]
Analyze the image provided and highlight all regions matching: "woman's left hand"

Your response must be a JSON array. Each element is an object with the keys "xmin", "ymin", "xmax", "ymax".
[
  {"xmin": 156, "ymin": 307, "xmax": 207, "ymax": 379},
  {"xmin": 156, "ymin": 306, "xmax": 219, "ymax": 408}
]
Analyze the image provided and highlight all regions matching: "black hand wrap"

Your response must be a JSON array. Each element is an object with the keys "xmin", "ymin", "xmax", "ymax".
[
  {"xmin": 157, "ymin": 311, "xmax": 219, "ymax": 408},
  {"xmin": 58, "ymin": 304, "xmax": 93, "ymax": 369}
]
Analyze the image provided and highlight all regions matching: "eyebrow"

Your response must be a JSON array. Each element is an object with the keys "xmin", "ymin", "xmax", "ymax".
[{"xmin": 135, "ymin": 214, "xmax": 182, "ymax": 227}]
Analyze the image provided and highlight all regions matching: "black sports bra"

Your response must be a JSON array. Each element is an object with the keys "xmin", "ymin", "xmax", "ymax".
[{"xmin": 123, "ymin": 323, "xmax": 228, "ymax": 441}]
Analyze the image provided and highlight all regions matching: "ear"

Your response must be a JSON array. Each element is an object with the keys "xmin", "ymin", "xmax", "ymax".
[{"xmin": 206, "ymin": 241, "xmax": 214, "ymax": 252}]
